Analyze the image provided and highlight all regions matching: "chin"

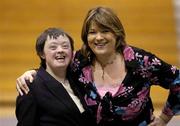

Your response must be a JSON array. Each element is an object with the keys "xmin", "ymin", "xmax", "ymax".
[
  {"xmin": 54, "ymin": 63, "xmax": 68, "ymax": 68},
  {"xmin": 94, "ymin": 50, "xmax": 107, "ymax": 55}
]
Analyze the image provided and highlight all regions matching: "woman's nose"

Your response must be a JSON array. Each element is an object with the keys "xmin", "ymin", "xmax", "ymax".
[
  {"xmin": 95, "ymin": 32, "xmax": 104, "ymax": 40},
  {"xmin": 57, "ymin": 46, "xmax": 64, "ymax": 52}
]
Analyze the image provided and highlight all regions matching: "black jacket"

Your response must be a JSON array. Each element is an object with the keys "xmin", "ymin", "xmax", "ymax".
[{"xmin": 16, "ymin": 67, "xmax": 96, "ymax": 126}]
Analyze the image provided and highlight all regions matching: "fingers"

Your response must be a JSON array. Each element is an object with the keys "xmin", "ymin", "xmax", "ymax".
[
  {"xmin": 16, "ymin": 76, "xmax": 30, "ymax": 95},
  {"xmin": 148, "ymin": 121, "xmax": 158, "ymax": 126},
  {"xmin": 16, "ymin": 81, "xmax": 23, "ymax": 96},
  {"xmin": 148, "ymin": 117, "xmax": 166, "ymax": 126},
  {"xmin": 16, "ymin": 70, "xmax": 36, "ymax": 96},
  {"xmin": 148, "ymin": 115, "xmax": 156, "ymax": 126},
  {"xmin": 26, "ymin": 70, "xmax": 36, "ymax": 83},
  {"xmin": 21, "ymin": 81, "xmax": 30, "ymax": 94},
  {"xmin": 148, "ymin": 122, "xmax": 156, "ymax": 126},
  {"xmin": 29, "ymin": 75, "xmax": 34, "ymax": 83}
]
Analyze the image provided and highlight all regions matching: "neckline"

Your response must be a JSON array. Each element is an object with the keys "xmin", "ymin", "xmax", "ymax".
[{"xmin": 89, "ymin": 65, "xmax": 129, "ymax": 99}]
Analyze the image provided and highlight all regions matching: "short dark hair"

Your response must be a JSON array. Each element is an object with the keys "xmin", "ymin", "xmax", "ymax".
[{"xmin": 36, "ymin": 28, "xmax": 74, "ymax": 68}]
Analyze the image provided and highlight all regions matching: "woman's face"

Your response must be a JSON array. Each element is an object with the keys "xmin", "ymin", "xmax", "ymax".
[
  {"xmin": 41, "ymin": 35, "xmax": 72, "ymax": 71},
  {"xmin": 87, "ymin": 22, "xmax": 117, "ymax": 57}
]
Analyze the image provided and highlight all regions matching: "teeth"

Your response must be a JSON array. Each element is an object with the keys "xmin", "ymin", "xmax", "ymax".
[
  {"xmin": 55, "ymin": 56, "xmax": 65, "ymax": 60},
  {"xmin": 95, "ymin": 42, "xmax": 107, "ymax": 46},
  {"xmin": 95, "ymin": 43, "xmax": 106, "ymax": 47}
]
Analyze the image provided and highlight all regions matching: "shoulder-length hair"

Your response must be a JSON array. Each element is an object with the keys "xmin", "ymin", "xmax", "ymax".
[{"xmin": 81, "ymin": 6, "xmax": 126, "ymax": 62}]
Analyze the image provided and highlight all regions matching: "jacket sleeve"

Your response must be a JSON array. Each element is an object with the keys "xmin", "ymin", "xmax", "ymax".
[
  {"xmin": 16, "ymin": 89, "xmax": 38, "ymax": 126},
  {"xmin": 140, "ymin": 51, "xmax": 180, "ymax": 116}
]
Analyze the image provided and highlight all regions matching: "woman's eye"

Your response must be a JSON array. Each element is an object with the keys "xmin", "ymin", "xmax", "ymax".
[
  {"xmin": 88, "ymin": 31, "xmax": 96, "ymax": 34},
  {"xmin": 49, "ymin": 46, "xmax": 57, "ymax": 50},
  {"xmin": 62, "ymin": 45, "xmax": 69, "ymax": 49},
  {"xmin": 102, "ymin": 29, "xmax": 110, "ymax": 33}
]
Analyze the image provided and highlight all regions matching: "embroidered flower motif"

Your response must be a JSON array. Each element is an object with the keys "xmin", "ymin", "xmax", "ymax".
[
  {"xmin": 115, "ymin": 83, "xmax": 134, "ymax": 97},
  {"xmin": 71, "ymin": 58, "xmax": 80, "ymax": 72},
  {"xmin": 114, "ymin": 106, "xmax": 125, "ymax": 115},
  {"xmin": 123, "ymin": 46, "xmax": 135, "ymax": 61},
  {"xmin": 143, "ymin": 56, "xmax": 149, "ymax": 66},
  {"xmin": 172, "ymin": 73, "xmax": 180, "ymax": 86},
  {"xmin": 152, "ymin": 58, "xmax": 161, "ymax": 66},
  {"xmin": 82, "ymin": 66, "xmax": 93, "ymax": 83},
  {"xmin": 135, "ymin": 52, "xmax": 143, "ymax": 59},
  {"xmin": 84, "ymin": 94, "xmax": 97, "ymax": 105},
  {"xmin": 137, "ymin": 67, "xmax": 152, "ymax": 78},
  {"xmin": 78, "ymin": 66, "xmax": 93, "ymax": 84},
  {"xmin": 96, "ymin": 103, "xmax": 102, "ymax": 123},
  {"xmin": 171, "ymin": 66, "xmax": 177, "ymax": 74},
  {"xmin": 119, "ymin": 87, "xmax": 149, "ymax": 120},
  {"xmin": 90, "ymin": 90, "xmax": 97, "ymax": 99},
  {"xmin": 79, "ymin": 74, "xmax": 90, "ymax": 84},
  {"xmin": 137, "ymin": 87, "xmax": 149, "ymax": 102}
]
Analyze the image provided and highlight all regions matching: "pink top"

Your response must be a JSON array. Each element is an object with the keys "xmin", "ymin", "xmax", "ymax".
[{"xmin": 97, "ymin": 85, "xmax": 120, "ymax": 97}]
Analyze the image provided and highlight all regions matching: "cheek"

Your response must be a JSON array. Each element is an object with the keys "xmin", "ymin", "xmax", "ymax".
[
  {"xmin": 43, "ymin": 51, "xmax": 54, "ymax": 59},
  {"xmin": 66, "ymin": 50, "xmax": 73, "ymax": 59},
  {"xmin": 87, "ymin": 35, "xmax": 93, "ymax": 43},
  {"xmin": 108, "ymin": 36, "xmax": 116, "ymax": 46},
  {"xmin": 109, "ymin": 42, "xmax": 116, "ymax": 51},
  {"xmin": 87, "ymin": 39, "xmax": 94, "ymax": 49}
]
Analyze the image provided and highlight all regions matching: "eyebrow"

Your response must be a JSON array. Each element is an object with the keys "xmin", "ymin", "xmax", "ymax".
[{"xmin": 50, "ymin": 41, "xmax": 69, "ymax": 44}]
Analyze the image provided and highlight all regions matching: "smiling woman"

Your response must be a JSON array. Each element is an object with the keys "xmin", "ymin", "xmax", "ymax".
[{"xmin": 15, "ymin": 28, "xmax": 95, "ymax": 126}]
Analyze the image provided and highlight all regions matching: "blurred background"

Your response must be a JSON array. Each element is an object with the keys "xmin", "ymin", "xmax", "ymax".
[{"xmin": 0, "ymin": 0, "xmax": 179, "ymax": 125}]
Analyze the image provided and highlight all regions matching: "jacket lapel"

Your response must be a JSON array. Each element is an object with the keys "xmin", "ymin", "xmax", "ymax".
[{"xmin": 37, "ymin": 67, "xmax": 80, "ymax": 113}]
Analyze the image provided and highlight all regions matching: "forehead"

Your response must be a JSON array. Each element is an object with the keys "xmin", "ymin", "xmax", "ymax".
[
  {"xmin": 89, "ymin": 21, "xmax": 107, "ymax": 30},
  {"xmin": 46, "ymin": 35, "xmax": 70, "ymax": 44}
]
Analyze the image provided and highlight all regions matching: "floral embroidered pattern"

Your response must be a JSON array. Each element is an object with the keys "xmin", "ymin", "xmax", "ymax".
[
  {"xmin": 115, "ymin": 83, "xmax": 134, "ymax": 97},
  {"xmin": 82, "ymin": 66, "xmax": 93, "ymax": 83},
  {"xmin": 123, "ymin": 46, "xmax": 135, "ymax": 61},
  {"xmin": 72, "ymin": 45, "xmax": 180, "ymax": 125},
  {"xmin": 71, "ymin": 58, "xmax": 80, "ymax": 72}
]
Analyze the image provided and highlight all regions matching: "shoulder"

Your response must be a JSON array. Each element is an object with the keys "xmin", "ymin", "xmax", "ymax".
[
  {"xmin": 71, "ymin": 50, "xmax": 90, "ymax": 72},
  {"xmin": 122, "ymin": 45, "xmax": 159, "ymax": 71},
  {"xmin": 73, "ymin": 50, "xmax": 86, "ymax": 61},
  {"xmin": 123, "ymin": 45, "xmax": 156, "ymax": 62},
  {"xmin": 28, "ymin": 68, "xmax": 46, "ymax": 92},
  {"xmin": 124, "ymin": 45, "xmax": 154, "ymax": 56}
]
